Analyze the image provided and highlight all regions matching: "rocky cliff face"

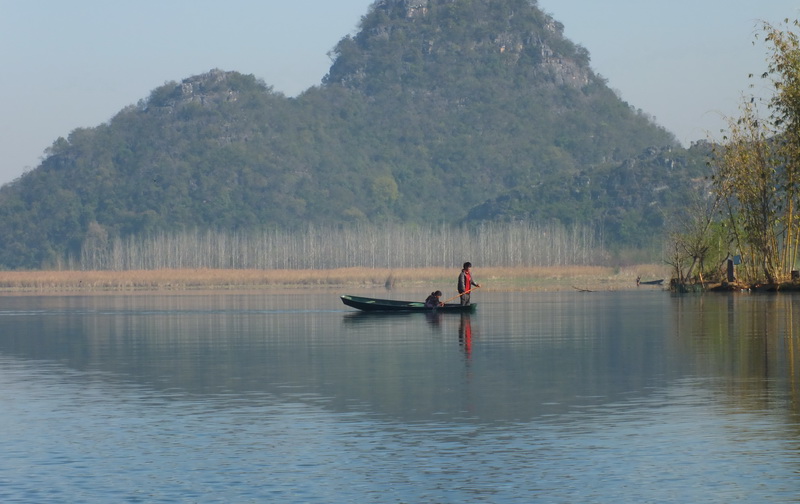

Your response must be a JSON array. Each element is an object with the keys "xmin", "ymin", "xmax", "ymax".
[
  {"xmin": 325, "ymin": 0, "xmax": 594, "ymax": 93},
  {"xmin": 145, "ymin": 69, "xmax": 245, "ymax": 111}
]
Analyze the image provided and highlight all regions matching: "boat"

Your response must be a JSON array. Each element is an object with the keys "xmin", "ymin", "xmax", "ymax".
[
  {"xmin": 637, "ymin": 279, "xmax": 664, "ymax": 286},
  {"xmin": 340, "ymin": 294, "xmax": 477, "ymax": 313}
]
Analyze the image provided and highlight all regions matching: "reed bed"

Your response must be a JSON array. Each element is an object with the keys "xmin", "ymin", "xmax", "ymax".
[{"xmin": 0, "ymin": 265, "xmax": 668, "ymax": 293}]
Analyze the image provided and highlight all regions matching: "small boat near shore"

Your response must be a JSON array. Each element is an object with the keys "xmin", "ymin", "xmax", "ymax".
[
  {"xmin": 637, "ymin": 278, "xmax": 664, "ymax": 286},
  {"xmin": 340, "ymin": 294, "xmax": 477, "ymax": 313}
]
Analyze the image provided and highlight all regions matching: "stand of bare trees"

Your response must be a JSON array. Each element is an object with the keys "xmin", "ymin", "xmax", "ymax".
[{"xmin": 78, "ymin": 221, "xmax": 605, "ymax": 271}]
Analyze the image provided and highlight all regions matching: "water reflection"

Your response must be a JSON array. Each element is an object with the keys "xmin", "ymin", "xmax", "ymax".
[
  {"xmin": 459, "ymin": 313, "xmax": 472, "ymax": 357},
  {"xmin": 669, "ymin": 293, "xmax": 800, "ymax": 417},
  {"xmin": 0, "ymin": 291, "xmax": 798, "ymax": 423},
  {"xmin": 424, "ymin": 310, "xmax": 442, "ymax": 328},
  {"xmin": 2, "ymin": 291, "xmax": 800, "ymax": 502}
]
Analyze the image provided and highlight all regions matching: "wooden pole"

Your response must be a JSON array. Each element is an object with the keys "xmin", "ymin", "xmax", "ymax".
[{"xmin": 442, "ymin": 286, "xmax": 479, "ymax": 304}]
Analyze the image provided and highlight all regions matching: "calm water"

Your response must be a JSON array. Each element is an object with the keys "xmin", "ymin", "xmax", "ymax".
[{"xmin": 0, "ymin": 289, "xmax": 798, "ymax": 503}]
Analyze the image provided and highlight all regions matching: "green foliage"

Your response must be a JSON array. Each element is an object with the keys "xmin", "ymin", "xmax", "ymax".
[
  {"xmin": 698, "ymin": 19, "xmax": 800, "ymax": 284},
  {"xmin": 667, "ymin": 18, "xmax": 800, "ymax": 285},
  {"xmin": 0, "ymin": 0, "xmax": 705, "ymax": 269}
]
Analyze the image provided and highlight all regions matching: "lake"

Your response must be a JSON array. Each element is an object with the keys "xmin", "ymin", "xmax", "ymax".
[{"xmin": 0, "ymin": 289, "xmax": 798, "ymax": 503}]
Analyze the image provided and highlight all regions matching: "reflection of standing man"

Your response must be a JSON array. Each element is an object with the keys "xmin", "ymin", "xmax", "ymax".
[
  {"xmin": 457, "ymin": 262, "xmax": 481, "ymax": 306},
  {"xmin": 459, "ymin": 313, "xmax": 472, "ymax": 356}
]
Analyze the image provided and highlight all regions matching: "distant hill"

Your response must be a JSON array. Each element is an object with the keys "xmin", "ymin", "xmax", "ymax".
[{"xmin": 0, "ymin": 0, "xmax": 709, "ymax": 269}]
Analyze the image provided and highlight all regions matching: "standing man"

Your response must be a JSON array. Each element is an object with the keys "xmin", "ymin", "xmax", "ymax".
[{"xmin": 457, "ymin": 262, "xmax": 481, "ymax": 306}]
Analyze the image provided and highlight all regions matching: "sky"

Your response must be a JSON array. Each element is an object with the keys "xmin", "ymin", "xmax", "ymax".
[{"xmin": 1, "ymin": 1, "xmax": 798, "ymax": 187}]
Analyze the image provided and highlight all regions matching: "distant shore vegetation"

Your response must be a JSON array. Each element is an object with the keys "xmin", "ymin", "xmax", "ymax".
[
  {"xmin": 0, "ymin": 219, "xmax": 675, "ymax": 293},
  {"xmin": 73, "ymin": 221, "xmax": 605, "ymax": 271},
  {"xmin": 0, "ymin": 265, "xmax": 664, "ymax": 294}
]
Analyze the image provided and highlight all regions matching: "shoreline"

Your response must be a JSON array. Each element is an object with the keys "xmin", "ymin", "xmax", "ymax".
[{"xmin": 0, "ymin": 265, "xmax": 667, "ymax": 294}]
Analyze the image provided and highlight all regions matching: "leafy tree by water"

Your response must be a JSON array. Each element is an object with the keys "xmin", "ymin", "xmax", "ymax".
[{"xmin": 705, "ymin": 19, "xmax": 800, "ymax": 284}]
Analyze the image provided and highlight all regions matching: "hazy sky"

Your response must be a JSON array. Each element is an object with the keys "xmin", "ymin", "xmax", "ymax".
[{"xmin": 1, "ymin": 1, "xmax": 798, "ymax": 186}]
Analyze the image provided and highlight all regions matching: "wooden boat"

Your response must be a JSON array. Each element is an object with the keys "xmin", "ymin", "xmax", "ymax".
[
  {"xmin": 340, "ymin": 294, "xmax": 477, "ymax": 313},
  {"xmin": 638, "ymin": 279, "xmax": 664, "ymax": 286}
]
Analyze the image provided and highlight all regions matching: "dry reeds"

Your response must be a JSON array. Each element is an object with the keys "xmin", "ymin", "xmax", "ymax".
[{"xmin": 0, "ymin": 265, "xmax": 668, "ymax": 293}]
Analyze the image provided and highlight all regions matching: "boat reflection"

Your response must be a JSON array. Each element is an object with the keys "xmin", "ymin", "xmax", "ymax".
[
  {"xmin": 342, "ymin": 311, "xmax": 473, "ymax": 356},
  {"xmin": 425, "ymin": 311, "xmax": 442, "ymax": 327},
  {"xmin": 341, "ymin": 311, "xmax": 415, "ymax": 324}
]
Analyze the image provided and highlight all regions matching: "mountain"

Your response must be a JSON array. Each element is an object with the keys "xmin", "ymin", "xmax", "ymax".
[{"xmin": 0, "ymin": 0, "xmax": 708, "ymax": 269}]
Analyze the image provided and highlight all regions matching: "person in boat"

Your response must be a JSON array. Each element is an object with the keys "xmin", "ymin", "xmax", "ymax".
[
  {"xmin": 425, "ymin": 290, "xmax": 444, "ymax": 308},
  {"xmin": 457, "ymin": 262, "xmax": 481, "ymax": 306}
]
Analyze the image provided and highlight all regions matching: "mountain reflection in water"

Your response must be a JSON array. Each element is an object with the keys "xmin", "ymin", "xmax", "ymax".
[{"xmin": 0, "ymin": 290, "xmax": 798, "ymax": 502}]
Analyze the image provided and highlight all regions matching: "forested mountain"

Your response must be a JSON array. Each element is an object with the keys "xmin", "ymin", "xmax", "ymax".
[{"xmin": 0, "ymin": 0, "xmax": 710, "ymax": 269}]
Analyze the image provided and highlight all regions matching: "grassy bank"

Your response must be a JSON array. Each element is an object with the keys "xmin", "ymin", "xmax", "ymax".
[{"xmin": 0, "ymin": 265, "xmax": 669, "ymax": 293}]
